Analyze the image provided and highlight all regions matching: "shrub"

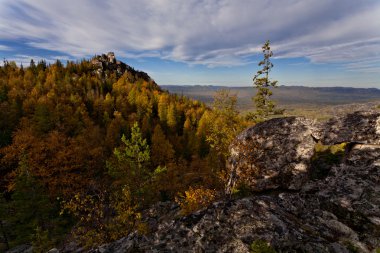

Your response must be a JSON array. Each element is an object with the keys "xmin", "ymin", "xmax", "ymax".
[
  {"xmin": 61, "ymin": 187, "xmax": 142, "ymax": 248},
  {"xmin": 250, "ymin": 239, "xmax": 277, "ymax": 253},
  {"xmin": 175, "ymin": 186, "xmax": 216, "ymax": 215},
  {"xmin": 32, "ymin": 226, "xmax": 54, "ymax": 253},
  {"xmin": 231, "ymin": 183, "xmax": 252, "ymax": 198},
  {"xmin": 310, "ymin": 142, "xmax": 346, "ymax": 179}
]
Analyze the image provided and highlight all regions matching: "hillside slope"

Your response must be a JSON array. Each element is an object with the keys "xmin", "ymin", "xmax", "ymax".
[{"xmin": 0, "ymin": 54, "xmax": 224, "ymax": 251}]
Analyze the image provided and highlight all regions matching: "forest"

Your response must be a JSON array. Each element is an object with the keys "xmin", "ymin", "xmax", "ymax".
[{"xmin": 0, "ymin": 56, "xmax": 247, "ymax": 251}]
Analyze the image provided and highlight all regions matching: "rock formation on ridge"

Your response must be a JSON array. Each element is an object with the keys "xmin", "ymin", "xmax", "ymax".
[{"xmin": 91, "ymin": 52, "xmax": 152, "ymax": 81}]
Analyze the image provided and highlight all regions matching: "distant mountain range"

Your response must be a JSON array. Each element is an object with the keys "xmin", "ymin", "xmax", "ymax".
[
  {"xmin": 161, "ymin": 85, "xmax": 380, "ymax": 119},
  {"xmin": 162, "ymin": 85, "xmax": 380, "ymax": 108}
]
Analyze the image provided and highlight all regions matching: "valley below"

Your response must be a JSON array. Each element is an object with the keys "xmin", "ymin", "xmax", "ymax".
[{"xmin": 162, "ymin": 85, "xmax": 380, "ymax": 120}]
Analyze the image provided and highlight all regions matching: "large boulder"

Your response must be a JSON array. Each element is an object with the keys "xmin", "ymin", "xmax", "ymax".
[
  {"xmin": 226, "ymin": 117, "xmax": 320, "ymax": 193},
  {"xmin": 321, "ymin": 110, "xmax": 380, "ymax": 145}
]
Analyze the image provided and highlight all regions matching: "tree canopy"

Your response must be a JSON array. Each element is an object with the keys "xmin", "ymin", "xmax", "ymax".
[{"xmin": 0, "ymin": 57, "xmax": 244, "ymax": 249}]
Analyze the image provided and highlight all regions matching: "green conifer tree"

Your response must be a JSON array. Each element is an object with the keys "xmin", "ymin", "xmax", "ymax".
[
  {"xmin": 247, "ymin": 40, "xmax": 283, "ymax": 122},
  {"xmin": 107, "ymin": 122, "xmax": 151, "ymax": 199}
]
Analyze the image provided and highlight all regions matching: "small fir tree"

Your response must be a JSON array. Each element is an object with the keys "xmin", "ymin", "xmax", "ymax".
[
  {"xmin": 108, "ymin": 122, "xmax": 150, "ymax": 194},
  {"xmin": 247, "ymin": 40, "xmax": 283, "ymax": 122}
]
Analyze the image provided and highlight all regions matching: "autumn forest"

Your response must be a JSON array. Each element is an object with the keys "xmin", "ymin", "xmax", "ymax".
[{"xmin": 0, "ymin": 55, "xmax": 247, "ymax": 251}]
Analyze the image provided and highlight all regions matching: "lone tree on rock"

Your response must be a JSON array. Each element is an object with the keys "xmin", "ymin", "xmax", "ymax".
[{"xmin": 247, "ymin": 40, "xmax": 283, "ymax": 122}]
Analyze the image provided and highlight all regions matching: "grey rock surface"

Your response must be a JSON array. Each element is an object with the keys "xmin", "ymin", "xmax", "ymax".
[
  {"xmin": 321, "ymin": 110, "xmax": 380, "ymax": 145},
  {"xmin": 47, "ymin": 248, "xmax": 60, "ymax": 253},
  {"xmin": 227, "ymin": 117, "xmax": 319, "ymax": 193},
  {"xmin": 5, "ymin": 245, "xmax": 32, "ymax": 253},
  {"xmin": 91, "ymin": 52, "xmax": 127, "ymax": 77},
  {"xmin": 91, "ymin": 53, "xmax": 152, "ymax": 81}
]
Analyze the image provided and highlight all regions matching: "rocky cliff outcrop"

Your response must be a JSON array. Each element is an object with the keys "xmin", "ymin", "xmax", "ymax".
[
  {"xmin": 85, "ymin": 111, "xmax": 380, "ymax": 252},
  {"xmin": 91, "ymin": 52, "xmax": 152, "ymax": 81}
]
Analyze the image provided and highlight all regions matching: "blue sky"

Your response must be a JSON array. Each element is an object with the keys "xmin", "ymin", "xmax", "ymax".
[{"xmin": 0, "ymin": 0, "xmax": 380, "ymax": 88}]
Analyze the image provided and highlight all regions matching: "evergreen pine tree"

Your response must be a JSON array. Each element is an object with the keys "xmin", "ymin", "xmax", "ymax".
[
  {"xmin": 247, "ymin": 40, "xmax": 283, "ymax": 122},
  {"xmin": 107, "ymin": 122, "xmax": 151, "ymax": 200}
]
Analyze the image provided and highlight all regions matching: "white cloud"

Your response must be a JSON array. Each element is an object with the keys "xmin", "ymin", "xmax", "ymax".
[
  {"xmin": 0, "ymin": 45, "xmax": 11, "ymax": 51},
  {"xmin": 0, "ymin": 0, "xmax": 379, "ymax": 71}
]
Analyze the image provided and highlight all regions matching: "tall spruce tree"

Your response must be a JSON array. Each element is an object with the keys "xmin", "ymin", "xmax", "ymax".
[{"xmin": 247, "ymin": 40, "xmax": 283, "ymax": 122}]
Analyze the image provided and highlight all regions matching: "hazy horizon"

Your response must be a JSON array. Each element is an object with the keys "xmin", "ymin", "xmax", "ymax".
[
  {"xmin": 160, "ymin": 84, "xmax": 380, "ymax": 89},
  {"xmin": 1, "ymin": 0, "xmax": 379, "ymax": 88}
]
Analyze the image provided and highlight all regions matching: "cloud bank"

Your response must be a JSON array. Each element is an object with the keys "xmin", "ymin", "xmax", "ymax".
[{"xmin": 0, "ymin": 0, "xmax": 379, "ymax": 71}]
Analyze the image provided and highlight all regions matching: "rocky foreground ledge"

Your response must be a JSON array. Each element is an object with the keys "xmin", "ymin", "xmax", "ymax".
[{"xmin": 86, "ymin": 111, "xmax": 379, "ymax": 253}]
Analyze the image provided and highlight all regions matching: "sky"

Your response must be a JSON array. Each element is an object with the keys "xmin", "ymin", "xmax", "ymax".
[{"xmin": 0, "ymin": 0, "xmax": 380, "ymax": 88}]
